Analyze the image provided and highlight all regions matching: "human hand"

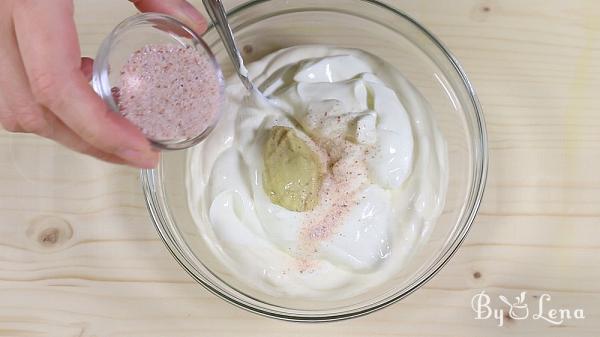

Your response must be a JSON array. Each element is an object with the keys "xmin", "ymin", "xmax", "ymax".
[{"xmin": 0, "ymin": 0, "xmax": 207, "ymax": 168}]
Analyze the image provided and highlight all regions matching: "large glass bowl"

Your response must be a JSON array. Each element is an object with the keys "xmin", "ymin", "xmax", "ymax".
[{"xmin": 141, "ymin": 0, "xmax": 487, "ymax": 321}]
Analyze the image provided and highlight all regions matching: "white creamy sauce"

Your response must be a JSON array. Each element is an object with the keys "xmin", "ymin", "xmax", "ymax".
[{"xmin": 187, "ymin": 45, "xmax": 447, "ymax": 297}]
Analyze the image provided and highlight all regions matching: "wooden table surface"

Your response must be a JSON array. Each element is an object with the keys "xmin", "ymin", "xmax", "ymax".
[{"xmin": 1, "ymin": 0, "xmax": 599, "ymax": 336}]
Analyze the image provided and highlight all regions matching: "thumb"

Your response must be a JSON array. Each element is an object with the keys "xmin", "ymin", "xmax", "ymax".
[{"xmin": 129, "ymin": 0, "xmax": 208, "ymax": 34}]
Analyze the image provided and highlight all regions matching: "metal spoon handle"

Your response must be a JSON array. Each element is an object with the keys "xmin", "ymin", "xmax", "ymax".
[{"xmin": 202, "ymin": 0, "xmax": 253, "ymax": 91}]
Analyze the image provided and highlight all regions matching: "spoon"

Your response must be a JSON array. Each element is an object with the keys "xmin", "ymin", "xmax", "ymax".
[{"xmin": 202, "ymin": 0, "xmax": 258, "ymax": 94}]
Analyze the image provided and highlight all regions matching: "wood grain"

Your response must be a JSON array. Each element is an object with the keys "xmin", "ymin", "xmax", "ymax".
[{"xmin": 1, "ymin": 0, "xmax": 600, "ymax": 336}]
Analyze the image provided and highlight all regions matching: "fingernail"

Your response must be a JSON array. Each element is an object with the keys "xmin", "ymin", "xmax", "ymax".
[
  {"xmin": 178, "ymin": 2, "xmax": 208, "ymax": 33},
  {"xmin": 118, "ymin": 149, "xmax": 159, "ymax": 168}
]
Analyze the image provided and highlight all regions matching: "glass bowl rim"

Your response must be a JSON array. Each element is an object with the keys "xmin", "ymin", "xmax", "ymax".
[{"xmin": 140, "ymin": 0, "xmax": 488, "ymax": 322}]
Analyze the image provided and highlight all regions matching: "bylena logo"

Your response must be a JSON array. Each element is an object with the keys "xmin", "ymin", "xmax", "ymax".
[{"xmin": 471, "ymin": 291, "xmax": 585, "ymax": 327}]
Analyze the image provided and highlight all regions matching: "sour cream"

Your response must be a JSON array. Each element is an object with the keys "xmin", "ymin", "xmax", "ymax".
[{"xmin": 187, "ymin": 45, "xmax": 447, "ymax": 298}]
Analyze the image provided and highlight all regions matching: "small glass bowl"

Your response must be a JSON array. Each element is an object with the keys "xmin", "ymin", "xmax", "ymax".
[{"xmin": 92, "ymin": 13, "xmax": 225, "ymax": 150}]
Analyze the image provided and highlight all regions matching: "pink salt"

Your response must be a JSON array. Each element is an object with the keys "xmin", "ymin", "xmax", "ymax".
[
  {"xmin": 115, "ymin": 44, "xmax": 221, "ymax": 142},
  {"xmin": 294, "ymin": 139, "xmax": 372, "ymax": 273}
]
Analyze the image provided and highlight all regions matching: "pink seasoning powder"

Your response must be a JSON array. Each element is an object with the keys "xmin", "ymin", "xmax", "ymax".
[
  {"xmin": 294, "ymin": 138, "xmax": 373, "ymax": 273},
  {"xmin": 114, "ymin": 44, "xmax": 221, "ymax": 142}
]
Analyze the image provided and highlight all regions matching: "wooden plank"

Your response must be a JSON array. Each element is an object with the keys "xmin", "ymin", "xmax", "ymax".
[{"xmin": 0, "ymin": 0, "xmax": 599, "ymax": 335}]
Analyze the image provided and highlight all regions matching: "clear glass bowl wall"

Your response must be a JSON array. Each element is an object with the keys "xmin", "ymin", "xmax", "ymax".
[{"xmin": 142, "ymin": 0, "xmax": 487, "ymax": 321}]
